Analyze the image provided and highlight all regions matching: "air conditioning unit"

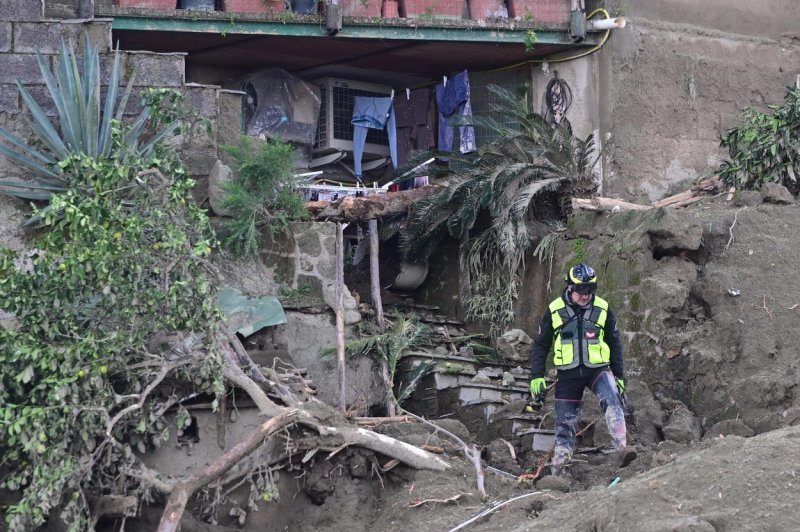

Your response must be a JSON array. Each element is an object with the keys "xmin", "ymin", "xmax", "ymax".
[{"xmin": 313, "ymin": 78, "xmax": 393, "ymax": 156}]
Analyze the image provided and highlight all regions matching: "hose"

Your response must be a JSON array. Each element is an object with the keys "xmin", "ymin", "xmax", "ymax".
[{"xmin": 493, "ymin": 8, "xmax": 614, "ymax": 73}]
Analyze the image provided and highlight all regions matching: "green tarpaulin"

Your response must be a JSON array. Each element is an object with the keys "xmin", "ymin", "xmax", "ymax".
[{"xmin": 217, "ymin": 287, "xmax": 286, "ymax": 338}]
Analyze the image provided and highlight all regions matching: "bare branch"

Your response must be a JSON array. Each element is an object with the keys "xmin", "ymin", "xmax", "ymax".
[
  {"xmin": 399, "ymin": 407, "xmax": 486, "ymax": 500},
  {"xmin": 157, "ymin": 410, "xmax": 300, "ymax": 532},
  {"xmin": 105, "ymin": 359, "xmax": 188, "ymax": 439}
]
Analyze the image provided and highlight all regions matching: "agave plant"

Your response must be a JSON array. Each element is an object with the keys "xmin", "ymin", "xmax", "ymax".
[
  {"xmin": 0, "ymin": 33, "xmax": 176, "ymax": 209},
  {"xmin": 401, "ymin": 84, "xmax": 602, "ymax": 335}
]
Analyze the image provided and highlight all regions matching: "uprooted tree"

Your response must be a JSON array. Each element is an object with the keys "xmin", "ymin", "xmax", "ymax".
[{"xmin": 0, "ymin": 35, "xmax": 446, "ymax": 531}]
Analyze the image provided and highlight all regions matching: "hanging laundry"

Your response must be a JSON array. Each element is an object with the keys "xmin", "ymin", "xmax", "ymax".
[
  {"xmin": 394, "ymin": 88, "xmax": 435, "ymax": 166},
  {"xmin": 317, "ymin": 191, "xmax": 338, "ymax": 202},
  {"xmin": 435, "ymin": 70, "xmax": 477, "ymax": 154},
  {"xmin": 351, "ymin": 96, "xmax": 398, "ymax": 179}
]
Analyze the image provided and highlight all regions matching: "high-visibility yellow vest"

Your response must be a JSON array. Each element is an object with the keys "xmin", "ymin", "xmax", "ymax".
[{"xmin": 549, "ymin": 295, "xmax": 611, "ymax": 369}]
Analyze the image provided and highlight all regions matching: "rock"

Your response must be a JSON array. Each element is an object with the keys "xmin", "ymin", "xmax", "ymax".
[
  {"xmin": 458, "ymin": 346, "xmax": 475, "ymax": 358},
  {"xmin": 645, "ymin": 208, "xmax": 704, "ymax": 253},
  {"xmin": 704, "ymin": 419, "xmax": 755, "ymax": 440},
  {"xmin": 511, "ymin": 365, "xmax": 526, "ymax": 376},
  {"xmin": 662, "ymin": 403, "xmax": 702, "ymax": 443},
  {"xmin": 501, "ymin": 371, "xmax": 516, "ymax": 386},
  {"xmin": 536, "ymin": 474, "xmax": 571, "ymax": 492},
  {"xmin": 760, "ymin": 182, "xmax": 794, "ymax": 204},
  {"xmin": 638, "ymin": 258, "xmax": 698, "ymax": 312},
  {"xmin": 432, "ymin": 419, "xmax": 472, "ymax": 442},
  {"xmin": 626, "ymin": 380, "xmax": 666, "ymax": 447},
  {"xmin": 495, "ymin": 329, "xmax": 533, "ymax": 362},
  {"xmin": 208, "ymin": 159, "xmax": 235, "ymax": 217},
  {"xmin": 471, "ymin": 369, "xmax": 492, "ymax": 384},
  {"xmin": 321, "ymin": 283, "xmax": 361, "ymax": 325}
]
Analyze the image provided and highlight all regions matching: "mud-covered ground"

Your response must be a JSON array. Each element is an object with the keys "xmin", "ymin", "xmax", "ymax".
[
  {"xmin": 117, "ymin": 191, "xmax": 800, "ymax": 531},
  {"xmin": 282, "ymin": 192, "xmax": 800, "ymax": 531}
]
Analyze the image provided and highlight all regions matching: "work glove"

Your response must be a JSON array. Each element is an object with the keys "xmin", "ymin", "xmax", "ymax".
[
  {"xmin": 530, "ymin": 377, "xmax": 546, "ymax": 397},
  {"xmin": 615, "ymin": 377, "xmax": 625, "ymax": 395}
]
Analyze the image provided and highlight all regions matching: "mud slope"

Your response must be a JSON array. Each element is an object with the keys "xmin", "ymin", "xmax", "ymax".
[{"xmin": 495, "ymin": 425, "xmax": 800, "ymax": 531}]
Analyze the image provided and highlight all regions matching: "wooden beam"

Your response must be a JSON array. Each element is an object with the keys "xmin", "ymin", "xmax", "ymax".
[
  {"xmin": 572, "ymin": 197, "xmax": 652, "ymax": 212},
  {"xmin": 307, "ymin": 186, "xmax": 443, "ymax": 221},
  {"xmin": 336, "ymin": 222, "xmax": 346, "ymax": 412}
]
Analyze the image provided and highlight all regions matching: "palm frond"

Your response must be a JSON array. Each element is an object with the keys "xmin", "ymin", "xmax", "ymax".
[
  {"xmin": 395, "ymin": 361, "xmax": 436, "ymax": 404},
  {"xmin": 400, "ymin": 83, "xmax": 604, "ymax": 335}
]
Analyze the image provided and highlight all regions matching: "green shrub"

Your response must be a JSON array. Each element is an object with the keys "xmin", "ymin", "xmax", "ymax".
[
  {"xmin": 218, "ymin": 137, "xmax": 308, "ymax": 256},
  {"xmin": 719, "ymin": 85, "xmax": 800, "ymax": 193}
]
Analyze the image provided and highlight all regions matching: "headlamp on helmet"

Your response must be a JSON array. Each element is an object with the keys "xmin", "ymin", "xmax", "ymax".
[{"xmin": 565, "ymin": 263, "xmax": 597, "ymax": 295}]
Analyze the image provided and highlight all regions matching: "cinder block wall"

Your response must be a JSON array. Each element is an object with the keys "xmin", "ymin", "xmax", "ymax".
[{"xmin": 0, "ymin": 1, "xmax": 244, "ymax": 217}]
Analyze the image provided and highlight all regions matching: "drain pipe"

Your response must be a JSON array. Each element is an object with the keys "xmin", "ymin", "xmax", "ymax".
[{"xmin": 588, "ymin": 17, "xmax": 627, "ymax": 31}]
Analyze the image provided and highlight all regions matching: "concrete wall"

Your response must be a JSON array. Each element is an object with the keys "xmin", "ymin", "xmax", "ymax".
[
  {"xmin": 598, "ymin": 3, "xmax": 800, "ymax": 201},
  {"xmin": 620, "ymin": 0, "xmax": 798, "ymax": 40}
]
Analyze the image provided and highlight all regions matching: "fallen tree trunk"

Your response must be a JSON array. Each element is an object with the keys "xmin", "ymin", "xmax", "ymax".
[
  {"xmin": 575, "ymin": 175, "xmax": 724, "ymax": 213},
  {"xmin": 307, "ymin": 186, "xmax": 443, "ymax": 221},
  {"xmin": 155, "ymin": 333, "xmax": 449, "ymax": 527}
]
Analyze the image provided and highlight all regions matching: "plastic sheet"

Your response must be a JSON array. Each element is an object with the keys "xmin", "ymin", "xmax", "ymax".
[{"xmin": 241, "ymin": 69, "xmax": 322, "ymax": 146}]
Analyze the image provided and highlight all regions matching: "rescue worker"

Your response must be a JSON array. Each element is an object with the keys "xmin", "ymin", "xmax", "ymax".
[{"xmin": 530, "ymin": 263, "xmax": 636, "ymax": 477}]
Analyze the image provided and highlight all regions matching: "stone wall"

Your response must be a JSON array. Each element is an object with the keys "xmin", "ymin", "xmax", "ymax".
[
  {"xmin": 0, "ymin": 3, "xmax": 243, "ymax": 235},
  {"xmin": 257, "ymin": 221, "xmax": 361, "ymax": 324}
]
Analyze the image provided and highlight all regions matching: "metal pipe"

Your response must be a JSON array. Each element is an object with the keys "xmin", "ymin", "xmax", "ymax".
[{"xmin": 588, "ymin": 17, "xmax": 627, "ymax": 30}]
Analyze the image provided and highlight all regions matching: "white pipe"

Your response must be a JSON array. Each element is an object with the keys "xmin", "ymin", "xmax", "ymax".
[{"xmin": 588, "ymin": 17, "xmax": 626, "ymax": 30}]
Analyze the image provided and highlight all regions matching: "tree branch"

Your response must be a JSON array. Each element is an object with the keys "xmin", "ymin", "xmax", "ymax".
[
  {"xmin": 105, "ymin": 359, "xmax": 188, "ymax": 439},
  {"xmin": 399, "ymin": 407, "xmax": 486, "ymax": 500},
  {"xmin": 156, "ymin": 410, "xmax": 299, "ymax": 532}
]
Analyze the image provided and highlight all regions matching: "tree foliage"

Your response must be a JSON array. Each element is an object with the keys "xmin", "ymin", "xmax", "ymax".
[
  {"xmin": 333, "ymin": 313, "xmax": 433, "ymax": 407},
  {"xmin": 719, "ymin": 85, "xmax": 800, "ymax": 193},
  {"xmin": 218, "ymin": 137, "xmax": 308, "ymax": 256},
  {"xmin": 401, "ymin": 84, "xmax": 600, "ymax": 335},
  {"xmin": 0, "ymin": 36, "xmax": 222, "ymax": 530}
]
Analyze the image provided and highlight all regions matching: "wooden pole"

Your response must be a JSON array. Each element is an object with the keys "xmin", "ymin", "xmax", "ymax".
[
  {"xmin": 369, "ymin": 219, "xmax": 385, "ymax": 330},
  {"xmin": 336, "ymin": 222, "xmax": 347, "ymax": 412},
  {"xmin": 368, "ymin": 219, "xmax": 395, "ymax": 417}
]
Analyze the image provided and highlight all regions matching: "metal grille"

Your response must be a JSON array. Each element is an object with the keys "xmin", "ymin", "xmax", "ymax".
[
  {"xmin": 313, "ymin": 78, "xmax": 392, "ymax": 154},
  {"xmin": 468, "ymin": 67, "xmax": 527, "ymax": 146},
  {"xmin": 314, "ymin": 85, "xmax": 327, "ymax": 147}
]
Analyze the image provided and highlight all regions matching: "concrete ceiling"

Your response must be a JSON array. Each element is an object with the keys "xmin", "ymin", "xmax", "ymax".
[{"xmin": 107, "ymin": 11, "xmax": 598, "ymax": 86}]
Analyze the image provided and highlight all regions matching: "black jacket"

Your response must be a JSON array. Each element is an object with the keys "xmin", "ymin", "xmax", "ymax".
[{"xmin": 530, "ymin": 291, "xmax": 624, "ymax": 380}]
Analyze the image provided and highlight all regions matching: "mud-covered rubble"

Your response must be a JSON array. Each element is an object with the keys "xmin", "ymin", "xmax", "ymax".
[
  {"xmin": 506, "ymin": 424, "xmax": 800, "ymax": 532},
  {"xmin": 560, "ymin": 189, "xmax": 800, "ymax": 440}
]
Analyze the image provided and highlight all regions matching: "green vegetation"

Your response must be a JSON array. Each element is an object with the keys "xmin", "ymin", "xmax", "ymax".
[
  {"xmin": 572, "ymin": 237, "xmax": 587, "ymax": 263},
  {"xmin": 401, "ymin": 85, "xmax": 601, "ymax": 336},
  {"xmin": 332, "ymin": 313, "xmax": 433, "ymax": 407},
  {"xmin": 218, "ymin": 136, "xmax": 308, "ymax": 256},
  {"xmin": 0, "ymin": 38, "xmax": 177, "ymax": 222},
  {"xmin": 524, "ymin": 30, "xmax": 538, "ymax": 53},
  {"xmin": 278, "ymin": 282, "xmax": 313, "ymax": 305},
  {"xmin": 719, "ymin": 85, "xmax": 800, "ymax": 193},
  {"xmin": 0, "ymin": 36, "xmax": 221, "ymax": 530}
]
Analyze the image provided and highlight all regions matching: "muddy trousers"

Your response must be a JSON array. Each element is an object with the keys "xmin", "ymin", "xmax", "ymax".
[{"xmin": 552, "ymin": 368, "xmax": 627, "ymax": 471}]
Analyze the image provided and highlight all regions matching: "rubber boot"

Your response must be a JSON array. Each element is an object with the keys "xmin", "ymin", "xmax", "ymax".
[{"xmin": 619, "ymin": 446, "xmax": 637, "ymax": 468}]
